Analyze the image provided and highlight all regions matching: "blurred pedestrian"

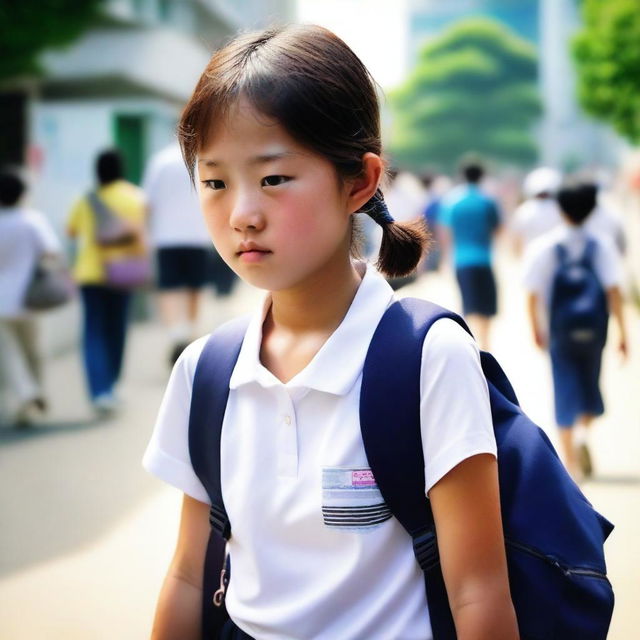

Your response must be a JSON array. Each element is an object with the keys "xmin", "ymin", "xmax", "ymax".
[
  {"xmin": 0, "ymin": 167, "xmax": 62, "ymax": 425},
  {"xmin": 522, "ymin": 180, "xmax": 627, "ymax": 481},
  {"xmin": 67, "ymin": 149, "xmax": 147, "ymax": 415},
  {"xmin": 440, "ymin": 160, "xmax": 501, "ymax": 350},
  {"xmin": 419, "ymin": 171, "xmax": 442, "ymax": 272},
  {"xmin": 582, "ymin": 182, "xmax": 626, "ymax": 256},
  {"xmin": 143, "ymin": 25, "xmax": 517, "ymax": 640},
  {"xmin": 511, "ymin": 167, "xmax": 563, "ymax": 255},
  {"xmin": 143, "ymin": 143, "xmax": 227, "ymax": 365}
]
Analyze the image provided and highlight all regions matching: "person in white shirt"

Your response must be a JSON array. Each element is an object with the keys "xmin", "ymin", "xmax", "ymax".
[
  {"xmin": 522, "ymin": 180, "xmax": 626, "ymax": 481},
  {"xmin": 143, "ymin": 143, "xmax": 234, "ymax": 365},
  {"xmin": 511, "ymin": 167, "xmax": 563, "ymax": 255},
  {"xmin": 582, "ymin": 182, "xmax": 626, "ymax": 256},
  {"xmin": 143, "ymin": 25, "xmax": 517, "ymax": 640},
  {"xmin": 0, "ymin": 168, "xmax": 61, "ymax": 425}
]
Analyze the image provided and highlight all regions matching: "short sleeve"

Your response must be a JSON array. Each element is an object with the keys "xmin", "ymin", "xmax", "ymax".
[
  {"xmin": 420, "ymin": 319, "xmax": 497, "ymax": 495},
  {"xmin": 522, "ymin": 240, "xmax": 554, "ymax": 297},
  {"xmin": 27, "ymin": 210, "xmax": 61, "ymax": 253},
  {"xmin": 141, "ymin": 157, "xmax": 158, "ymax": 197},
  {"xmin": 143, "ymin": 336, "xmax": 211, "ymax": 504},
  {"xmin": 594, "ymin": 237, "xmax": 623, "ymax": 289},
  {"xmin": 438, "ymin": 197, "xmax": 453, "ymax": 228}
]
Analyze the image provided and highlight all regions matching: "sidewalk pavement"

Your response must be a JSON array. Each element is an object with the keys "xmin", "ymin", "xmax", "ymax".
[{"xmin": 0, "ymin": 261, "xmax": 638, "ymax": 639}]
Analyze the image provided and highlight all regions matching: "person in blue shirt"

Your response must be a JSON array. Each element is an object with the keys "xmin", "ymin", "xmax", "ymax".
[{"xmin": 441, "ymin": 161, "xmax": 500, "ymax": 350}]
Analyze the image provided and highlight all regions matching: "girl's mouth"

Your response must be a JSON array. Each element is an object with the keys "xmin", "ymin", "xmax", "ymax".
[{"xmin": 238, "ymin": 249, "xmax": 272, "ymax": 263}]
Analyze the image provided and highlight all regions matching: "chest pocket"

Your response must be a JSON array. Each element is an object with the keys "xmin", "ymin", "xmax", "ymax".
[{"xmin": 322, "ymin": 467, "xmax": 392, "ymax": 531}]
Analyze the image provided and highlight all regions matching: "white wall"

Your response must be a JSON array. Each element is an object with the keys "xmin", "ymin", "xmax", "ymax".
[
  {"xmin": 29, "ymin": 98, "xmax": 179, "ymax": 235},
  {"xmin": 27, "ymin": 98, "xmax": 180, "ymax": 355}
]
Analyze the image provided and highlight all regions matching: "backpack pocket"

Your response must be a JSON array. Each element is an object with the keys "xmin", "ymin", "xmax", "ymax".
[
  {"xmin": 321, "ymin": 467, "xmax": 392, "ymax": 531},
  {"xmin": 506, "ymin": 539, "xmax": 613, "ymax": 640}
]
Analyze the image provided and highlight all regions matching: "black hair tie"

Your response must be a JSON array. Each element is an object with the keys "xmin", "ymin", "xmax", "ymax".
[{"xmin": 365, "ymin": 194, "xmax": 394, "ymax": 227}]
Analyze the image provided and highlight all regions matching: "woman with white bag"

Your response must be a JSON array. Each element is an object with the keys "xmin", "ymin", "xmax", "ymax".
[{"xmin": 0, "ymin": 167, "xmax": 64, "ymax": 426}]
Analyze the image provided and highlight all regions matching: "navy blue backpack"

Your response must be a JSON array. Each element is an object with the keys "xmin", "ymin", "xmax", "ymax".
[
  {"xmin": 549, "ymin": 239, "xmax": 609, "ymax": 354},
  {"xmin": 189, "ymin": 298, "xmax": 615, "ymax": 640}
]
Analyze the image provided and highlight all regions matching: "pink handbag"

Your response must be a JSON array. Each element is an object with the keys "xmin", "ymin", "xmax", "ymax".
[{"xmin": 104, "ymin": 255, "xmax": 151, "ymax": 289}]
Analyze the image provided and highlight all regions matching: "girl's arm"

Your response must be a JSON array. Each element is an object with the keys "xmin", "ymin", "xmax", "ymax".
[
  {"xmin": 150, "ymin": 494, "xmax": 211, "ymax": 640},
  {"xmin": 429, "ymin": 453, "xmax": 519, "ymax": 640},
  {"xmin": 526, "ymin": 292, "xmax": 545, "ymax": 349},
  {"xmin": 607, "ymin": 286, "xmax": 628, "ymax": 358}
]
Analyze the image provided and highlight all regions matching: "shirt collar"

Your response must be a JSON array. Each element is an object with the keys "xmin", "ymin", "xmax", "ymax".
[{"xmin": 229, "ymin": 263, "xmax": 395, "ymax": 396}]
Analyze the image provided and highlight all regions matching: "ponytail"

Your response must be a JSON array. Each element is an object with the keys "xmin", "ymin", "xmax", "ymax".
[{"xmin": 362, "ymin": 190, "xmax": 430, "ymax": 278}]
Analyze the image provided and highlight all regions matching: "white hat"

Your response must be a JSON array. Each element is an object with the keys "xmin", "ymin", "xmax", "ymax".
[{"xmin": 524, "ymin": 167, "xmax": 562, "ymax": 197}]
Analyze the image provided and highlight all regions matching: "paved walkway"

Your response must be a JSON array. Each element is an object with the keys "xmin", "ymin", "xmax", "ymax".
[{"xmin": 0, "ymin": 260, "xmax": 638, "ymax": 639}]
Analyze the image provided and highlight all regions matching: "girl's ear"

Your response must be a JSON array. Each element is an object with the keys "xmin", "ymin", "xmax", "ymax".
[{"xmin": 346, "ymin": 153, "xmax": 384, "ymax": 215}]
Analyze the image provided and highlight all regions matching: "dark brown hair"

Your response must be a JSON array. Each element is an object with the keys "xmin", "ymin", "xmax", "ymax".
[{"xmin": 178, "ymin": 24, "xmax": 428, "ymax": 277}]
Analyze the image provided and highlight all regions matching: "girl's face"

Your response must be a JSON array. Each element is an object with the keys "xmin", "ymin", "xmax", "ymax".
[{"xmin": 197, "ymin": 99, "xmax": 354, "ymax": 293}]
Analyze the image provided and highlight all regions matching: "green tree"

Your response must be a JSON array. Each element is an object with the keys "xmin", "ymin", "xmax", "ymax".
[
  {"xmin": 389, "ymin": 18, "xmax": 541, "ymax": 172},
  {"xmin": 572, "ymin": 0, "xmax": 640, "ymax": 143},
  {"xmin": 0, "ymin": 0, "xmax": 103, "ymax": 82}
]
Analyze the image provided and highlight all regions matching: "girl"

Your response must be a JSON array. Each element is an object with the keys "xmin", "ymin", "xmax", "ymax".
[{"xmin": 144, "ymin": 25, "xmax": 518, "ymax": 640}]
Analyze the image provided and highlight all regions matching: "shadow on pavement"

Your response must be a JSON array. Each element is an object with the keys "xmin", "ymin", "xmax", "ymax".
[
  {"xmin": 0, "ymin": 418, "xmax": 104, "ymax": 445},
  {"xmin": 587, "ymin": 475, "xmax": 640, "ymax": 486},
  {"xmin": 0, "ymin": 407, "xmax": 164, "ymax": 579}
]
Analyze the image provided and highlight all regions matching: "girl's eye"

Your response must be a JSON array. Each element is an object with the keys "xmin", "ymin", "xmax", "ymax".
[
  {"xmin": 202, "ymin": 179, "xmax": 226, "ymax": 190},
  {"xmin": 261, "ymin": 175, "xmax": 290, "ymax": 187}
]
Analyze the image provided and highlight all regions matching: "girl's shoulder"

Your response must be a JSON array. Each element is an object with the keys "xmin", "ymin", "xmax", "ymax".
[
  {"xmin": 422, "ymin": 317, "xmax": 479, "ymax": 358},
  {"xmin": 172, "ymin": 335, "xmax": 211, "ymax": 388},
  {"xmin": 419, "ymin": 317, "xmax": 483, "ymax": 384}
]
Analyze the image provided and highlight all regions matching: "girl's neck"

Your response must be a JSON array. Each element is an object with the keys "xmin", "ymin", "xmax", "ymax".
[{"xmin": 268, "ymin": 258, "xmax": 363, "ymax": 335}]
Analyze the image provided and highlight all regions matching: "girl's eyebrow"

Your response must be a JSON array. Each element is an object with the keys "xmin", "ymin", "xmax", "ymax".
[{"xmin": 198, "ymin": 151, "xmax": 302, "ymax": 167}]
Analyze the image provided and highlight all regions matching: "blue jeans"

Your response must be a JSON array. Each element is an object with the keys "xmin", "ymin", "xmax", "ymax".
[{"xmin": 80, "ymin": 286, "xmax": 131, "ymax": 400}]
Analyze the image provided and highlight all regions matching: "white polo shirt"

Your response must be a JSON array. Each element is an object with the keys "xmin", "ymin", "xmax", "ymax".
[{"xmin": 144, "ymin": 265, "xmax": 496, "ymax": 640}]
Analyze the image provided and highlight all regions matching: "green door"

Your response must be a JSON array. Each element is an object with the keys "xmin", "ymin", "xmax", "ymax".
[{"xmin": 113, "ymin": 114, "xmax": 147, "ymax": 185}]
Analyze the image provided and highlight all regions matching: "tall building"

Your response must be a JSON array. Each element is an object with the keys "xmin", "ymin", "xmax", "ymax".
[
  {"xmin": 407, "ymin": 0, "xmax": 625, "ymax": 170},
  {"xmin": 0, "ymin": 0, "xmax": 293, "ymax": 231},
  {"xmin": 409, "ymin": 0, "xmax": 539, "ymax": 57}
]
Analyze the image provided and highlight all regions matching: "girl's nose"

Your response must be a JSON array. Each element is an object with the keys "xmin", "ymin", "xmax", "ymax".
[{"xmin": 229, "ymin": 193, "xmax": 265, "ymax": 232}]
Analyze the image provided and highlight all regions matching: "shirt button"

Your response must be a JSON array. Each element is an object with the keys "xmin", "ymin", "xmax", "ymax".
[{"xmin": 284, "ymin": 415, "xmax": 291, "ymax": 425}]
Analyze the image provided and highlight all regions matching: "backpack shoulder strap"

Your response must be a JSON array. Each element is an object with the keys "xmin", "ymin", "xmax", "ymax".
[
  {"xmin": 360, "ymin": 298, "xmax": 470, "ymax": 545},
  {"xmin": 360, "ymin": 298, "xmax": 523, "ymax": 640},
  {"xmin": 188, "ymin": 315, "xmax": 250, "ymax": 638},
  {"xmin": 360, "ymin": 298, "xmax": 471, "ymax": 639},
  {"xmin": 554, "ymin": 242, "xmax": 569, "ymax": 265},
  {"xmin": 582, "ymin": 236, "xmax": 597, "ymax": 265},
  {"xmin": 188, "ymin": 314, "xmax": 251, "ymax": 538}
]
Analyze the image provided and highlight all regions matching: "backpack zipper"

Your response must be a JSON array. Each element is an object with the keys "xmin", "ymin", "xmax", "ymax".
[
  {"xmin": 505, "ymin": 539, "xmax": 609, "ymax": 581},
  {"xmin": 213, "ymin": 545, "xmax": 230, "ymax": 607}
]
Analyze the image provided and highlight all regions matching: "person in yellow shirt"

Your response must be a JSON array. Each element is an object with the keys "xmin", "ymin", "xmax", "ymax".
[{"xmin": 67, "ymin": 150, "xmax": 146, "ymax": 414}]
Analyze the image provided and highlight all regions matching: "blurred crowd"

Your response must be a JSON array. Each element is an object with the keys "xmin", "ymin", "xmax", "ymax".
[
  {"xmin": 0, "ymin": 144, "xmax": 237, "ymax": 424},
  {"xmin": 0, "ymin": 149, "xmax": 636, "ymax": 482}
]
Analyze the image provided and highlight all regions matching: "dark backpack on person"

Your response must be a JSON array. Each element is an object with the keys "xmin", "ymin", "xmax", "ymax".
[
  {"xmin": 549, "ymin": 238, "xmax": 609, "ymax": 354},
  {"xmin": 189, "ymin": 298, "xmax": 614, "ymax": 640}
]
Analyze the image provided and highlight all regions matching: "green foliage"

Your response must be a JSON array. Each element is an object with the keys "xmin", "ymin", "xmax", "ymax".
[
  {"xmin": 0, "ymin": 0, "xmax": 103, "ymax": 82},
  {"xmin": 572, "ymin": 0, "xmax": 640, "ymax": 143},
  {"xmin": 389, "ymin": 18, "xmax": 541, "ymax": 172}
]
